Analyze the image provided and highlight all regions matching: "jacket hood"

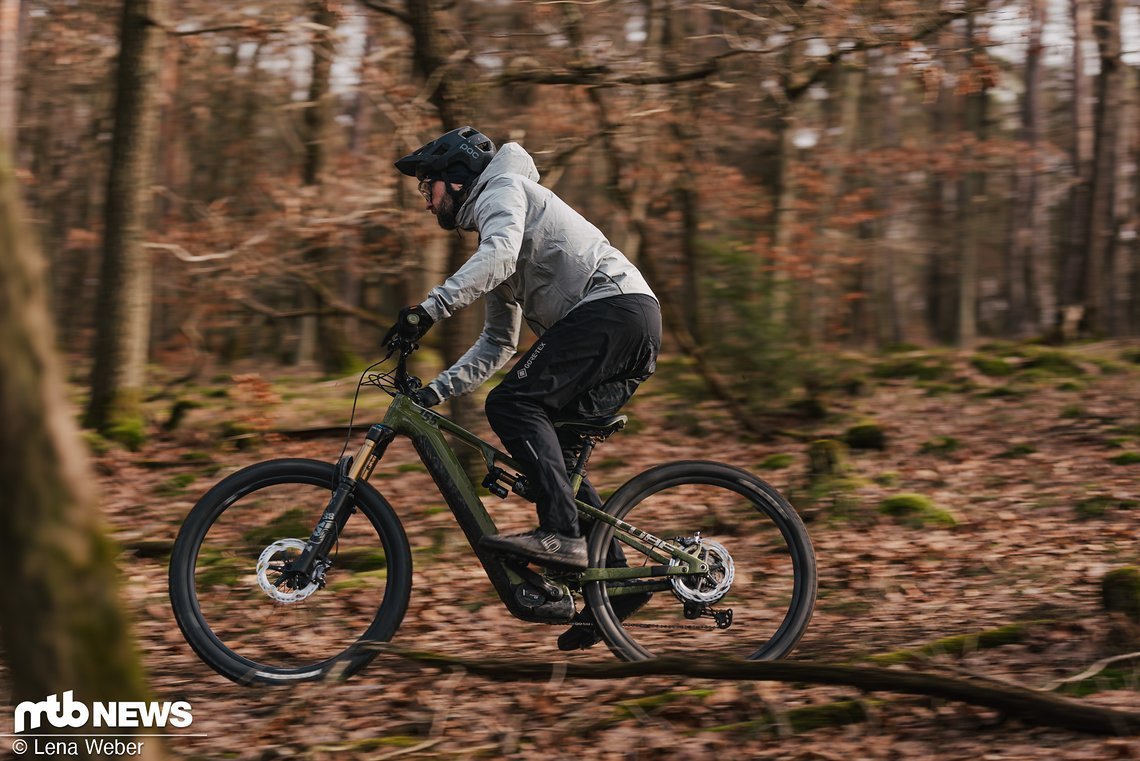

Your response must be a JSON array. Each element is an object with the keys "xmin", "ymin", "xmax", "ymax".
[
  {"xmin": 477, "ymin": 142, "xmax": 540, "ymax": 187},
  {"xmin": 457, "ymin": 143, "xmax": 539, "ymax": 228}
]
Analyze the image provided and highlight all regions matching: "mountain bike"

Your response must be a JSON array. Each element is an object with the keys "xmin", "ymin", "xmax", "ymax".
[{"xmin": 168, "ymin": 335, "xmax": 817, "ymax": 685}]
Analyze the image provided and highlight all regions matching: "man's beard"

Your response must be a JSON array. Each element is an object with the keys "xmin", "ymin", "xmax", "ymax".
[{"xmin": 436, "ymin": 191, "xmax": 459, "ymax": 230}]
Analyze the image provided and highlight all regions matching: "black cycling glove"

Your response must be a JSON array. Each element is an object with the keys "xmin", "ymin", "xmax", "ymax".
[
  {"xmin": 410, "ymin": 386, "xmax": 441, "ymax": 408},
  {"xmin": 383, "ymin": 304, "xmax": 435, "ymax": 347}
]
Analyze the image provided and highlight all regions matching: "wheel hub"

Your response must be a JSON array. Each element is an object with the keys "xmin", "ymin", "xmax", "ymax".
[
  {"xmin": 256, "ymin": 539, "xmax": 320, "ymax": 603},
  {"xmin": 669, "ymin": 538, "xmax": 735, "ymax": 605}
]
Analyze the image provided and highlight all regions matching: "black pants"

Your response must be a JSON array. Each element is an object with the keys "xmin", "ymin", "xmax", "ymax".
[{"xmin": 485, "ymin": 294, "xmax": 661, "ymax": 536}]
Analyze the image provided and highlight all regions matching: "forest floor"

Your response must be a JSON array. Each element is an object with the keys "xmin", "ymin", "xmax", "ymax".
[{"xmin": 30, "ymin": 341, "xmax": 1140, "ymax": 759}]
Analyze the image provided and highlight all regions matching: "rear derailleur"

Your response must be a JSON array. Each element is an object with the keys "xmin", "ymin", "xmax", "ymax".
[{"xmin": 683, "ymin": 600, "xmax": 733, "ymax": 629}]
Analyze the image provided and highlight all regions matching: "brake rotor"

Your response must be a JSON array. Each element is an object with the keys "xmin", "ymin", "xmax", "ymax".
[
  {"xmin": 669, "ymin": 538, "xmax": 735, "ymax": 605},
  {"xmin": 256, "ymin": 539, "xmax": 320, "ymax": 603}
]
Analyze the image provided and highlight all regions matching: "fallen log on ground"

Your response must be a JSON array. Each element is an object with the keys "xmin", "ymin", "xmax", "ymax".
[{"xmin": 370, "ymin": 649, "xmax": 1140, "ymax": 736}]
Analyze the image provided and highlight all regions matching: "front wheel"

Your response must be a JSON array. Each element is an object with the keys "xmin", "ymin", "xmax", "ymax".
[
  {"xmin": 169, "ymin": 458, "xmax": 413, "ymax": 684},
  {"xmin": 584, "ymin": 461, "xmax": 816, "ymax": 661}
]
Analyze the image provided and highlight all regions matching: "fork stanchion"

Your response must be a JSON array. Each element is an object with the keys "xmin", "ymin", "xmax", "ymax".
[{"xmin": 347, "ymin": 424, "xmax": 395, "ymax": 482}]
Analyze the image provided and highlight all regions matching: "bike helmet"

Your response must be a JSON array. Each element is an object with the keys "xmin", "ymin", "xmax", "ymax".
[{"xmin": 395, "ymin": 126, "xmax": 496, "ymax": 187}]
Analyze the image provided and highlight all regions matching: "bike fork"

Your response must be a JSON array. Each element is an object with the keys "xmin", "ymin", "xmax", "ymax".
[{"xmin": 294, "ymin": 424, "xmax": 396, "ymax": 580}]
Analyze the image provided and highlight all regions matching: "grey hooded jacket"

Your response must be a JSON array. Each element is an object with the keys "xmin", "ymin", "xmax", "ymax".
[{"xmin": 418, "ymin": 143, "xmax": 657, "ymax": 402}]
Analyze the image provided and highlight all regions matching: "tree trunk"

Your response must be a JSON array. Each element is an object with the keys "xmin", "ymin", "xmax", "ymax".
[
  {"xmin": 1130, "ymin": 70, "xmax": 1140, "ymax": 335},
  {"xmin": 926, "ymin": 23, "xmax": 959, "ymax": 344},
  {"xmin": 818, "ymin": 52, "xmax": 865, "ymax": 343},
  {"xmin": 1108, "ymin": 55, "xmax": 1136, "ymax": 335},
  {"xmin": 0, "ymin": 141, "xmax": 160, "ymax": 760},
  {"xmin": 403, "ymin": 0, "xmax": 481, "ymax": 472},
  {"xmin": 0, "ymin": 0, "xmax": 19, "ymax": 154},
  {"xmin": 768, "ymin": 106, "xmax": 795, "ymax": 328},
  {"xmin": 84, "ymin": 0, "xmax": 165, "ymax": 437},
  {"xmin": 297, "ymin": 0, "xmax": 350, "ymax": 371},
  {"xmin": 870, "ymin": 51, "xmax": 904, "ymax": 348},
  {"xmin": 1061, "ymin": 0, "xmax": 1096, "ymax": 325},
  {"xmin": 1085, "ymin": 0, "xmax": 1124, "ymax": 335},
  {"xmin": 302, "ymin": 0, "xmax": 334, "ymax": 189},
  {"xmin": 1006, "ymin": 0, "xmax": 1049, "ymax": 338},
  {"xmin": 404, "ymin": 0, "xmax": 466, "ymax": 121},
  {"xmin": 655, "ymin": 2, "xmax": 703, "ymax": 344},
  {"xmin": 956, "ymin": 14, "xmax": 988, "ymax": 348}
]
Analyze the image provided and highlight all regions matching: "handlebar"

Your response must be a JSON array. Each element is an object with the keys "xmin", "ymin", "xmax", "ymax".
[
  {"xmin": 380, "ymin": 334, "xmax": 422, "ymax": 397},
  {"xmin": 369, "ymin": 309, "xmax": 429, "ymax": 397}
]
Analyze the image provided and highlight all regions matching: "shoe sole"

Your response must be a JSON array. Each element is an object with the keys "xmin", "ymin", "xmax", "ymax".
[
  {"xmin": 479, "ymin": 539, "xmax": 587, "ymax": 572},
  {"xmin": 558, "ymin": 627, "xmax": 601, "ymax": 651}
]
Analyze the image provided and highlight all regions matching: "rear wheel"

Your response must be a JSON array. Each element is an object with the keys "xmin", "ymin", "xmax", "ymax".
[
  {"xmin": 584, "ymin": 460, "xmax": 815, "ymax": 661},
  {"xmin": 169, "ymin": 458, "xmax": 412, "ymax": 684}
]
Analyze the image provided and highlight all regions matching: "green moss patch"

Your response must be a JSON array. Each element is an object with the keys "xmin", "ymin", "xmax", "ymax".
[
  {"xmin": 919, "ymin": 436, "xmax": 959, "ymax": 456},
  {"xmin": 154, "ymin": 473, "xmax": 197, "ymax": 496},
  {"xmin": 844, "ymin": 422, "xmax": 887, "ymax": 451},
  {"xmin": 1102, "ymin": 567, "xmax": 1140, "ymax": 622},
  {"xmin": 998, "ymin": 443, "xmax": 1037, "ymax": 459},
  {"xmin": 759, "ymin": 453, "xmax": 795, "ymax": 470},
  {"xmin": 1076, "ymin": 496, "xmax": 1139, "ymax": 520},
  {"xmin": 971, "ymin": 354, "xmax": 1014, "ymax": 377},
  {"xmin": 878, "ymin": 493, "xmax": 957, "ymax": 528},
  {"xmin": 867, "ymin": 622, "xmax": 1036, "ymax": 665},
  {"xmin": 872, "ymin": 355, "xmax": 950, "ymax": 381},
  {"xmin": 1020, "ymin": 349, "xmax": 1086, "ymax": 377},
  {"xmin": 1109, "ymin": 451, "xmax": 1140, "ymax": 466}
]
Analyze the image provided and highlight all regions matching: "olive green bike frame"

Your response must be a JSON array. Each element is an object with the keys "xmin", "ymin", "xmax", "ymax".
[{"xmin": 344, "ymin": 394, "xmax": 706, "ymax": 618}]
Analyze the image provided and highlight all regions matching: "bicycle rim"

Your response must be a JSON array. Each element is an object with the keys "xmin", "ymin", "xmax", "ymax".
[
  {"xmin": 585, "ymin": 461, "xmax": 816, "ymax": 661},
  {"xmin": 170, "ymin": 459, "xmax": 411, "ymax": 683}
]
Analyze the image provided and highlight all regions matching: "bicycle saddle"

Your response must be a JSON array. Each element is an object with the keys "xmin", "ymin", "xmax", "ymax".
[{"xmin": 553, "ymin": 415, "xmax": 628, "ymax": 439}]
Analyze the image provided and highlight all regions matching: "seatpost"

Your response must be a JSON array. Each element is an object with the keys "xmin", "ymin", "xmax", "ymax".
[{"xmin": 569, "ymin": 438, "xmax": 596, "ymax": 482}]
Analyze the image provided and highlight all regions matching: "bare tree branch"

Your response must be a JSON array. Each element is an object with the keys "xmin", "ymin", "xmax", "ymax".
[
  {"xmin": 1040, "ymin": 651, "xmax": 1140, "ymax": 692},
  {"xmin": 145, "ymin": 233, "xmax": 268, "ymax": 262},
  {"xmin": 359, "ymin": 0, "xmax": 410, "ymax": 23},
  {"xmin": 241, "ymin": 273, "xmax": 389, "ymax": 329},
  {"xmin": 498, "ymin": 2, "xmax": 987, "ymax": 101}
]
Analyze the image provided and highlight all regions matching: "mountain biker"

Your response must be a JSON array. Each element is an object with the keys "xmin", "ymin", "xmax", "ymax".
[{"xmin": 388, "ymin": 126, "xmax": 660, "ymax": 649}]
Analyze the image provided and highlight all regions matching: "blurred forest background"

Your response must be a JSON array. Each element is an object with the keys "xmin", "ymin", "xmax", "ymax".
[
  {"xmin": 3, "ymin": 1, "xmax": 1140, "ymax": 759},
  {"xmin": 1, "ymin": 0, "xmax": 1139, "ymax": 436}
]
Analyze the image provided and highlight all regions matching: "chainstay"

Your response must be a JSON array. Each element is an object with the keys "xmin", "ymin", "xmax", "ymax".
[{"xmin": 567, "ymin": 620, "xmax": 720, "ymax": 631}]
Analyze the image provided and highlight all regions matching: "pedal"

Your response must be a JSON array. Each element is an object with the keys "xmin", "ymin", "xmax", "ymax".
[
  {"xmin": 506, "ymin": 560, "xmax": 565, "ymax": 602},
  {"xmin": 683, "ymin": 600, "xmax": 734, "ymax": 629},
  {"xmin": 512, "ymin": 581, "xmax": 575, "ymax": 623}
]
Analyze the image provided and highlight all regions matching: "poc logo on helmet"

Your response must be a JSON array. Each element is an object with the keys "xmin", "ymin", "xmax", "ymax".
[
  {"xmin": 458, "ymin": 143, "xmax": 482, "ymax": 160},
  {"xmin": 14, "ymin": 691, "xmax": 193, "ymax": 733}
]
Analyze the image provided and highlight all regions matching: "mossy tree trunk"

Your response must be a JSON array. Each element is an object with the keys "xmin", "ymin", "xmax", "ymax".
[
  {"xmin": 84, "ymin": 0, "xmax": 165, "ymax": 438},
  {"xmin": 0, "ymin": 142, "xmax": 159, "ymax": 759}
]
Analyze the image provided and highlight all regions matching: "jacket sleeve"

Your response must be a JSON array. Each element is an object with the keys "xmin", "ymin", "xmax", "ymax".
[
  {"xmin": 420, "ymin": 177, "xmax": 526, "ymax": 323},
  {"xmin": 425, "ymin": 288, "xmax": 523, "ymax": 401}
]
